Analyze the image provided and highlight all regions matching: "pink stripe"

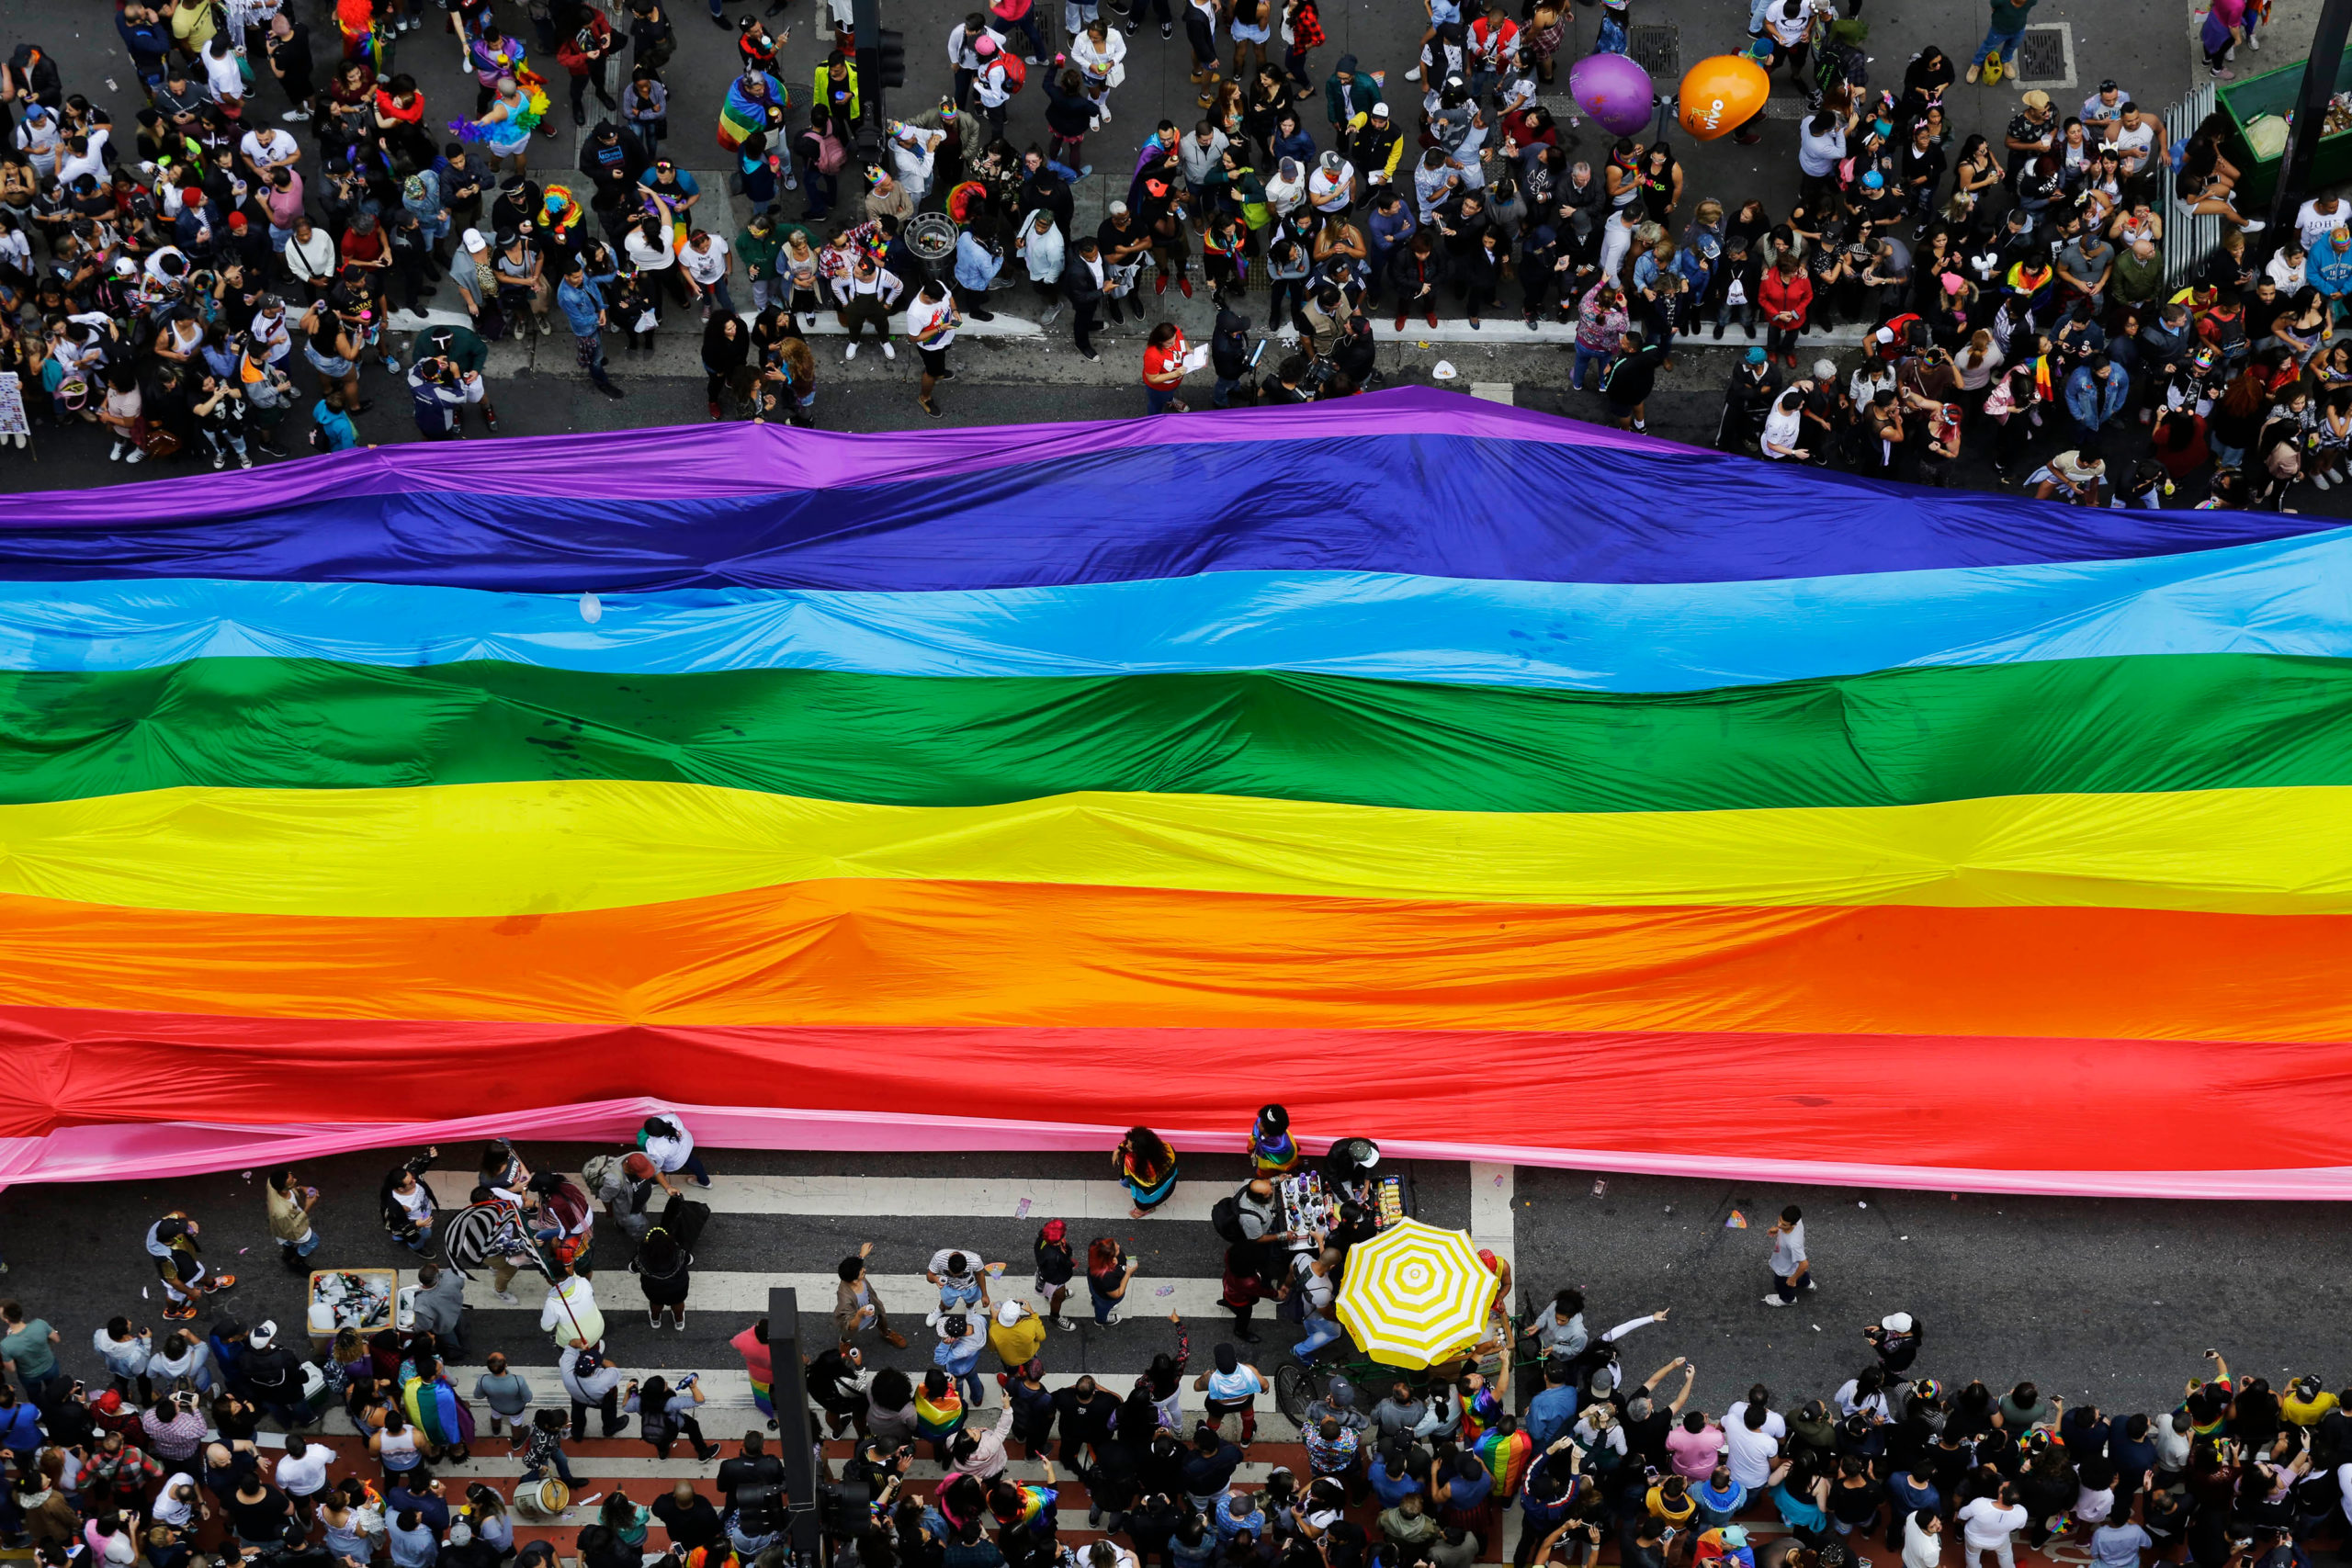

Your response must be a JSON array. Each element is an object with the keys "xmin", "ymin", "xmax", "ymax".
[{"xmin": 6, "ymin": 1103, "xmax": 2349, "ymax": 1201}]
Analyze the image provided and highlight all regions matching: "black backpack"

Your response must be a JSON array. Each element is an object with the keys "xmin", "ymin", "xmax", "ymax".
[{"xmin": 1209, "ymin": 1192, "xmax": 1250, "ymax": 1245}]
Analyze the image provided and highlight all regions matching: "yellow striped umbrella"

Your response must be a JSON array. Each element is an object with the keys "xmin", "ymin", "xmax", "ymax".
[{"xmin": 1333, "ymin": 1217, "xmax": 1496, "ymax": 1368}]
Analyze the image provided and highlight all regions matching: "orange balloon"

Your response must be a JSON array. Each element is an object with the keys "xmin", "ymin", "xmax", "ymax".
[{"xmin": 1678, "ymin": 54, "xmax": 1770, "ymax": 141}]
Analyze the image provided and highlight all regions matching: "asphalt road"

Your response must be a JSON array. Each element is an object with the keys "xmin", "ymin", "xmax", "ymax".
[{"xmin": 2, "ymin": 1149, "xmax": 2347, "ymax": 1427}]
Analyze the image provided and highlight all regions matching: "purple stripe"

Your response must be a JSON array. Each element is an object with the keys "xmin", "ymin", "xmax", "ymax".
[{"xmin": 0, "ymin": 387, "xmax": 1678, "ymax": 524}]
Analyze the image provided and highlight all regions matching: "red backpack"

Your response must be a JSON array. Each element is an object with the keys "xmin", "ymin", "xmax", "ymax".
[{"xmin": 998, "ymin": 52, "xmax": 1027, "ymax": 92}]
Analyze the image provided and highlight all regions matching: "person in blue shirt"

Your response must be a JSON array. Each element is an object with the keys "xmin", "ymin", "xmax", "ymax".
[
  {"xmin": 555, "ymin": 263, "xmax": 628, "ymax": 399},
  {"xmin": 311, "ymin": 398, "xmax": 358, "ymax": 452},
  {"xmin": 1368, "ymin": 1443, "xmax": 1426, "ymax": 1509},
  {"xmin": 1692, "ymin": 1465, "xmax": 1747, "ymax": 1529},
  {"xmin": 1883, "ymin": 1465, "xmax": 1939, "ymax": 1551},
  {"xmin": 954, "ymin": 221, "xmax": 1003, "ymax": 321},
  {"xmin": 1526, "ymin": 1360, "xmax": 1580, "ymax": 1449}
]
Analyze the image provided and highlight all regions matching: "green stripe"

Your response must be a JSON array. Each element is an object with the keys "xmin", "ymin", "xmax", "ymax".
[{"xmin": 1, "ymin": 654, "xmax": 2349, "ymax": 812}]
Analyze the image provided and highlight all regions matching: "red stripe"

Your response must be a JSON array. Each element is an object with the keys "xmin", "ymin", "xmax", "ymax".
[{"xmin": 7, "ymin": 1006, "xmax": 2352, "ymax": 1179}]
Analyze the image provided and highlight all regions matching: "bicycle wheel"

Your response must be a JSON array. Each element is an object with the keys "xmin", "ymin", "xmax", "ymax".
[{"xmin": 1274, "ymin": 1362, "xmax": 1317, "ymax": 1427}]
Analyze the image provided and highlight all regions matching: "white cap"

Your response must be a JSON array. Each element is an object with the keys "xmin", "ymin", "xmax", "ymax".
[
  {"xmin": 461, "ymin": 227, "xmax": 490, "ymax": 253},
  {"xmin": 1372, "ymin": 100, "xmax": 1391, "ymax": 116},
  {"xmin": 1881, "ymin": 1312, "xmax": 1914, "ymax": 1333},
  {"xmin": 1873, "ymin": 326, "xmax": 1895, "ymax": 344},
  {"xmin": 997, "ymin": 1300, "xmax": 1026, "ymax": 1327},
  {"xmin": 249, "ymin": 1321, "xmax": 278, "ymax": 1348}
]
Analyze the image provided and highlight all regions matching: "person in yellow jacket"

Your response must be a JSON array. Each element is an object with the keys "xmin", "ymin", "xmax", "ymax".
[
  {"xmin": 989, "ymin": 1299, "xmax": 1047, "ymax": 1372},
  {"xmin": 815, "ymin": 50, "xmax": 862, "ymax": 126}
]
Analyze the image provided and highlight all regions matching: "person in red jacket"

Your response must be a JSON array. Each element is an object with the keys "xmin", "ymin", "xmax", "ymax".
[
  {"xmin": 1758, "ymin": 254, "xmax": 1814, "ymax": 370},
  {"xmin": 556, "ymin": 11, "xmax": 619, "ymax": 125}
]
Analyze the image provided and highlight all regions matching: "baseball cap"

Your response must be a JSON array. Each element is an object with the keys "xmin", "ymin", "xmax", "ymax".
[
  {"xmin": 996, "ymin": 1301, "xmax": 1025, "ymax": 1327},
  {"xmin": 1745, "ymin": 345, "xmax": 1767, "ymax": 364},
  {"xmin": 1372, "ymin": 100, "xmax": 1390, "ymax": 116},
  {"xmin": 250, "ymin": 1321, "xmax": 277, "ymax": 1348},
  {"xmin": 2020, "ymin": 89, "xmax": 2052, "ymax": 111},
  {"xmin": 1882, "ymin": 1312, "xmax": 1915, "ymax": 1332},
  {"xmin": 1108, "ymin": 200, "xmax": 1129, "ymax": 215},
  {"xmin": 460, "ymin": 227, "xmax": 489, "ymax": 253}
]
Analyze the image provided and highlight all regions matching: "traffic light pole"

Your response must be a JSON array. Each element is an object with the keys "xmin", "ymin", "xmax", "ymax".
[
  {"xmin": 2266, "ymin": 0, "xmax": 2352, "ymax": 233},
  {"xmin": 853, "ymin": 0, "xmax": 886, "ymax": 161},
  {"xmin": 767, "ymin": 1286, "xmax": 825, "ymax": 1565}
]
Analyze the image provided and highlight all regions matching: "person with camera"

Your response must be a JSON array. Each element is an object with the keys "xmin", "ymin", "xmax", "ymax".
[{"xmin": 718, "ymin": 1429, "xmax": 788, "ymax": 1554}]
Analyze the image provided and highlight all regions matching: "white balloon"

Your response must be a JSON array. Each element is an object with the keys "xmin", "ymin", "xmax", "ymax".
[{"xmin": 578, "ymin": 592, "xmax": 604, "ymax": 625}]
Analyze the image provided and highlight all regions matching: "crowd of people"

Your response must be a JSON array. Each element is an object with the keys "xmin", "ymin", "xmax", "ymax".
[
  {"xmin": 0, "ymin": 0, "xmax": 2331, "ymax": 482},
  {"xmin": 4, "ymin": 1104, "xmax": 2352, "ymax": 1568}
]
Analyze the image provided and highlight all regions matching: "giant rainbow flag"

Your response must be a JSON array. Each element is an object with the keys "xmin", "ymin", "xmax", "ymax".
[{"xmin": 1, "ymin": 388, "xmax": 2350, "ymax": 1196}]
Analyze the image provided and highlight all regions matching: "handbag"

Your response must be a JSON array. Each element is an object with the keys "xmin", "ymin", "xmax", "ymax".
[{"xmin": 137, "ymin": 423, "xmax": 181, "ymax": 458}]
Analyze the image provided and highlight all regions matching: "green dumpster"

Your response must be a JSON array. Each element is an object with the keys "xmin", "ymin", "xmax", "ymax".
[{"xmin": 2216, "ymin": 52, "xmax": 2352, "ymax": 209}]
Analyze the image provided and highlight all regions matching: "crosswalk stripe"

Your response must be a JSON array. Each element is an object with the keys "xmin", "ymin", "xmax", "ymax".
[
  {"xmin": 404, "ymin": 1269, "xmax": 1237, "ymax": 1319},
  {"xmin": 423, "ymin": 1172, "xmax": 1222, "ymax": 1222},
  {"xmin": 396, "ymin": 1368, "xmax": 1292, "ymax": 1414}
]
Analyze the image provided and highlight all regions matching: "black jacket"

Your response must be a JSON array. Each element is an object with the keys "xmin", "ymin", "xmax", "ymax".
[{"xmin": 1060, "ymin": 249, "xmax": 1106, "ymax": 304}]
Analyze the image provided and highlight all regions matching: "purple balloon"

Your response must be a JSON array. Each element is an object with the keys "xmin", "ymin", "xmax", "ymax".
[{"xmin": 1570, "ymin": 51, "xmax": 1656, "ymax": 137}]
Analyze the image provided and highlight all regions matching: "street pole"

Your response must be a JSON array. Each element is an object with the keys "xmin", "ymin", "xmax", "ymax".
[
  {"xmin": 853, "ymin": 0, "xmax": 887, "ymax": 164},
  {"xmin": 767, "ymin": 1285, "xmax": 825, "ymax": 1566},
  {"xmin": 2266, "ymin": 0, "xmax": 2352, "ymax": 233}
]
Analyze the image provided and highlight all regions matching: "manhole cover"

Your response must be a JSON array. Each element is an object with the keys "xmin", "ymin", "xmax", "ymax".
[
  {"xmin": 2014, "ymin": 22, "xmax": 2071, "ymax": 82},
  {"xmin": 1628, "ymin": 24, "xmax": 1679, "ymax": 80}
]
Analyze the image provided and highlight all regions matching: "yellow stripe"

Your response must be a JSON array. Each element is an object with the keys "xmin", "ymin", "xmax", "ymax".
[{"xmin": 0, "ymin": 782, "xmax": 2349, "ymax": 918}]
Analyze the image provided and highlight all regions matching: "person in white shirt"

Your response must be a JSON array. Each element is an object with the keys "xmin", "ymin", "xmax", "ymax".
[
  {"xmin": 1957, "ymin": 1485, "xmax": 2028, "ymax": 1568},
  {"xmin": 202, "ymin": 35, "xmax": 246, "ymax": 114},
  {"xmin": 2299, "ymin": 194, "xmax": 2350, "ymax": 254},
  {"xmin": 153, "ymin": 1474, "xmax": 204, "ymax": 1531},
  {"xmin": 970, "ymin": 37, "xmax": 1013, "ymax": 136},
  {"xmin": 1307, "ymin": 151, "xmax": 1356, "ymax": 214},
  {"xmin": 239, "ymin": 126, "xmax": 300, "ymax": 179},
  {"xmin": 2079, "ymin": 80, "xmax": 2126, "ymax": 138},
  {"xmin": 1763, "ymin": 1205, "xmax": 1812, "ymax": 1305},
  {"xmin": 1761, "ymin": 385, "xmax": 1809, "ymax": 459},
  {"xmin": 680, "ymin": 231, "xmax": 733, "ymax": 319},
  {"xmin": 1903, "ymin": 1508, "xmax": 1944, "ymax": 1568},
  {"xmin": 904, "ymin": 277, "xmax": 959, "ymax": 416},
  {"xmin": 1722, "ymin": 1395, "xmax": 1786, "ymax": 1490},
  {"xmin": 282, "ymin": 217, "xmax": 337, "ymax": 297},
  {"xmin": 889, "ymin": 121, "xmax": 947, "ymax": 204},
  {"xmin": 273, "ymin": 1434, "xmax": 332, "ymax": 1513}
]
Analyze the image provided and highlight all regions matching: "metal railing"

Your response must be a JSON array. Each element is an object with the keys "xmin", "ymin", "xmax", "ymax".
[{"xmin": 2163, "ymin": 81, "xmax": 2221, "ymax": 292}]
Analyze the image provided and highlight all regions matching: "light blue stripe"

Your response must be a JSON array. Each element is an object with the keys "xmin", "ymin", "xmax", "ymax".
[{"xmin": 6, "ymin": 526, "xmax": 2352, "ymax": 689}]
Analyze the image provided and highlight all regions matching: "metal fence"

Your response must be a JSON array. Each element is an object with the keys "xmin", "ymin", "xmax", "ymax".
[{"xmin": 2163, "ymin": 81, "xmax": 2220, "ymax": 292}]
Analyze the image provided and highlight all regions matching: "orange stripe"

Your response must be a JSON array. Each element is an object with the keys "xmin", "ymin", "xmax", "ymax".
[{"xmin": 0, "ymin": 880, "xmax": 2347, "ymax": 1043}]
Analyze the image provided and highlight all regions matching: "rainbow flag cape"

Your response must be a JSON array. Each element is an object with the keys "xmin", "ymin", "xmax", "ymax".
[
  {"xmin": 718, "ymin": 72, "xmax": 786, "ymax": 152},
  {"xmin": 0, "ymin": 389, "xmax": 2349, "ymax": 1197},
  {"xmin": 398, "ymin": 1363, "xmax": 476, "ymax": 1449},
  {"xmin": 1476, "ymin": 1427, "xmax": 1533, "ymax": 1496},
  {"xmin": 914, "ymin": 1384, "xmax": 966, "ymax": 1441}
]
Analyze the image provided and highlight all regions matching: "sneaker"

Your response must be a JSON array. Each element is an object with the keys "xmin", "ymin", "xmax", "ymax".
[
  {"xmin": 1104, "ymin": 1311, "xmax": 1122, "ymax": 1325},
  {"xmin": 1044, "ymin": 304, "xmax": 1063, "ymax": 323},
  {"xmin": 2210, "ymin": 65, "xmax": 2235, "ymax": 78},
  {"xmin": 801, "ymin": 313, "xmax": 819, "ymax": 329},
  {"xmin": 784, "ymin": 175, "xmax": 799, "ymax": 190},
  {"xmin": 2238, "ymin": 218, "xmax": 2266, "ymax": 231},
  {"xmin": 1054, "ymin": 1315, "xmax": 1077, "ymax": 1331},
  {"xmin": 970, "ymin": 308, "xmax": 996, "ymax": 321},
  {"xmin": 212, "ymin": 452, "xmax": 228, "ymax": 469},
  {"xmin": 1079, "ymin": 346, "xmax": 1100, "ymax": 360},
  {"xmin": 124, "ymin": 447, "xmax": 145, "ymax": 464},
  {"xmin": 1156, "ymin": 274, "xmax": 1169, "ymax": 294},
  {"xmin": 1078, "ymin": 164, "xmax": 1094, "ymax": 178},
  {"xmin": 282, "ymin": 108, "xmax": 310, "ymax": 122},
  {"xmin": 675, "ymin": 1311, "xmax": 687, "ymax": 1329},
  {"xmin": 383, "ymin": 358, "xmax": 402, "ymax": 376},
  {"xmin": 1964, "ymin": 62, "xmax": 1981, "ymax": 81},
  {"xmin": 1404, "ymin": 64, "xmax": 1422, "ymax": 79},
  {"xmin": 1179, "ymin": 276, "xmax": 1194, "ymax": 298},
  {"xmin": 2315, "ymin": 471, "xmax": 2335, "ymax": 491},
  {"xmin": 493, "ymin": 1290, "xmax": 520, "ymax": 1304},
  {"xmin": 921, "ymin": 398, "xmax": 944, "ymax": 418},
  {"xmin": 1804, "ymin": 1278, "xmax": 1817, "ymax": 1291},
  {"xmin": 164, "ymin": 1302, "xmax": 198, "ymax": 1321},
  {"xmin": 1762, "ymin": 1295, "xmax": 1793, "ymax": 1307},
  {"xmin": 882, "ymin": 341, "xmax": 897, "ymax": 359},
  {"xmin": 651, "ymin": 1309, "xmax": 663, "ymax": 1326},
  {"xmin": 210, "ymin": 1274, "xmax": 237, "ymax": 1291},
  {"xmin": 107, "ymin": 440, "xmax": 123, "ymax": 461},
  {"xmin": 845, "ymin": 342, "xmax": 860, "ymax": 360}
]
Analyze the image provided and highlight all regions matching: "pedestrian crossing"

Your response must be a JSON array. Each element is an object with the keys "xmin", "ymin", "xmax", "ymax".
[
  {"xmin": 401, "ymin": 1268, "xmax": 1237, "ymax": 1320},
  {"xmin": 422, "ymin": 1171, "xmax": 1224, "ymax": 1222}
]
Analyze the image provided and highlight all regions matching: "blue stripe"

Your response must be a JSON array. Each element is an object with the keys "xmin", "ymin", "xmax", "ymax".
[
  {"xmin": 6, "ymin": 526, "xmax": 2351, "ymax": 689},
  {"xmin": 0, "ymin": 435, "xmax": 2326, "ymax": 591}
]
